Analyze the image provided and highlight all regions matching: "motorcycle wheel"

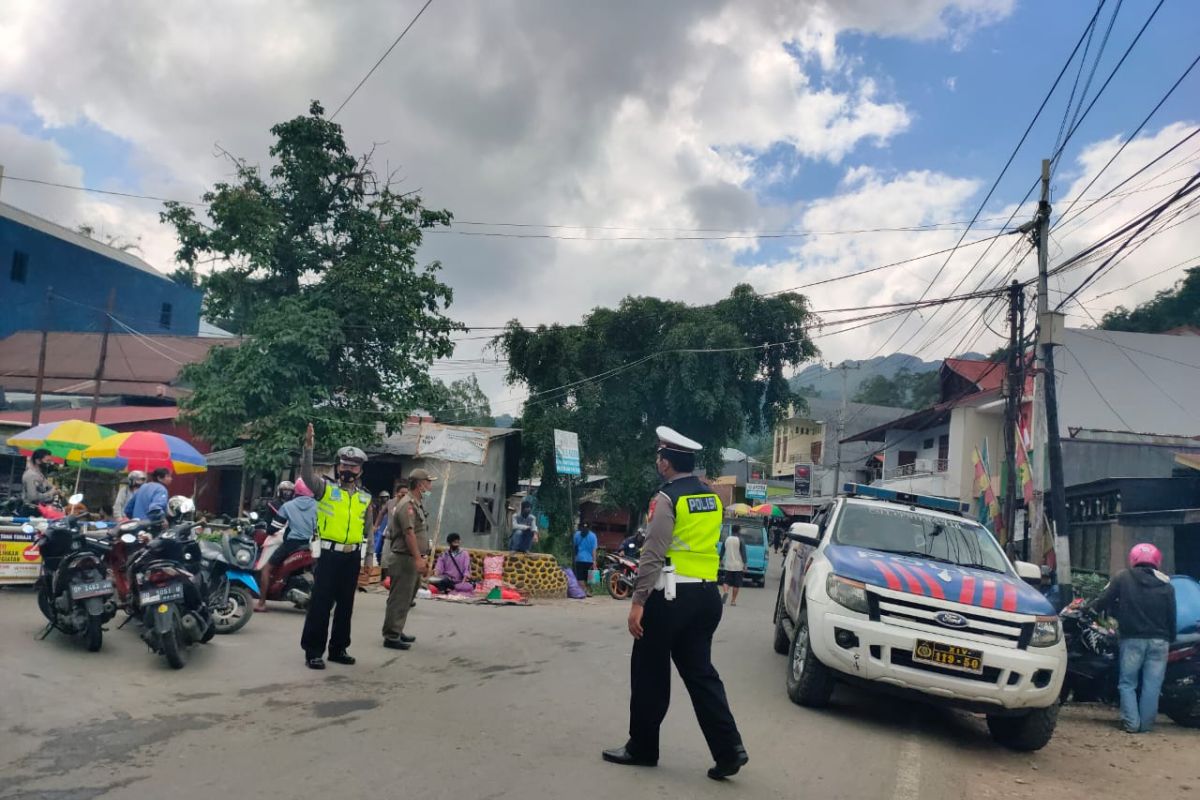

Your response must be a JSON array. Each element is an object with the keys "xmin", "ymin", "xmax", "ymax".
[
  {"xmin": 37, "ymin": 587, "xmax": 55, "ymax": 624},
  {"xmin": 607, "ymin": 570, "xmax": 632, "ymax": 601},
  {"xmin": 161, "ymin": 628, "xmax": 187, "ymax": 669},
  {"xmin": 84, "ymin": 614, "xmax": 103, "ymax": 652},
  {"xmin": 211, "ymin": 586, "xmax": 254, "ymax": 635},
  {"xmin": 1165, "ymin": 702, "xmax": 1200, "ymax": 728}
]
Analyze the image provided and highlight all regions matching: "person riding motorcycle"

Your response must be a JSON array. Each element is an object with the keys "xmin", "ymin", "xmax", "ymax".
[
  {"xmin": 22, "ymin": 448, "xmax": 58, "ymax": 508},
  {"xmin": 257, "ymin": 478, "xmax": 318, "ymax": 612},
  {"xmin": 114, "ymin": 470, "xmax": 147, "ymax": 521},
  {"xmin": 619, "ymin": 528, "xmax": 646, "ymax": 559}
]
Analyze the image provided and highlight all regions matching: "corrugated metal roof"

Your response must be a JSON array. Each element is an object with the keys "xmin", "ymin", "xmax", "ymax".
[
  {"xmin": 0, "ymin": 331, "xmax": 237, "ymax": 398},
  {"xmin": 0, "ymin": 406, "xmax": 180, "ymax": 426}
]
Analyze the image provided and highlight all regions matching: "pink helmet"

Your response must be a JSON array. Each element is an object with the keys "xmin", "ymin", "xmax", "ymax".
[
  {"xmin": 294, "ymin": 478, "xmax": 314, "ymax": 498},
  {"xmin": 1128, "ymin": 543, "xmax": 1162, "ymax": 570}
]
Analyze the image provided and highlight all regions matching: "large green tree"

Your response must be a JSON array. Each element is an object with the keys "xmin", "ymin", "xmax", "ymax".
[
  {"xmin": 162, "ymin": 101, "xmax": 459, "ymax": 473},
  {"xmin": 496, "ymin": 285, "xmax": 817, "ymax": 546},
  {"xmin": 1100, "ymin": 266, "xmax": 1200, "ymax": 333},
  {"xmin": 419, "ymin": 374, "xmax": 495, "ymax": 427},
  {"xmin": 853, "ymin": 367, "xmax": 939, "ymax": 409}
]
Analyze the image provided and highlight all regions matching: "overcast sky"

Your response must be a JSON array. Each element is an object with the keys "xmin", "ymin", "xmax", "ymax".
[{"xmin": 1, "ymin": 0, "xmax": 1196, "ymax": 416}]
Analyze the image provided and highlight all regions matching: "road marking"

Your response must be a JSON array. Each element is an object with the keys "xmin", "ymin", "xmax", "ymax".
[{"xmin": 891, "ymin": 731, "xmax": 921, "ymax": 800}]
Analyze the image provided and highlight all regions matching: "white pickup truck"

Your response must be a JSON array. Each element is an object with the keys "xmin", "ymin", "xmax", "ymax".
[{"xmin": 772, "ymin": 484, "xmax": 1066, "ymax": 751}]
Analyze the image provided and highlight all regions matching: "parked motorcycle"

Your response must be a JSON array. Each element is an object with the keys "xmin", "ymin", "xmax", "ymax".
[
  {"xmin": 602, "ymin": 550, "xmax": 638, "ymax": 601},
  {"xmin": 253, "ymin": 517, "xmax": 316, "ymax": 609},
  {"xmin": 119, "ymin": 498, "xmax": 214, "ymax": 669},
  {"xmin": 199, "ymin": 522, "xmax": 260, "ymax": 634},
  {"xmin": 1060, "ymin": 599, "xmax": 1200, "ymax": 727},
  {"xmin": 28, "ymin": 494, "xmax": 118, "ymax": 651}
]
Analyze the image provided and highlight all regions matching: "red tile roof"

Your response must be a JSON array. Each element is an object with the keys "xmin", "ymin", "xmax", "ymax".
[
  {"xmin": 943, "ymin": 357, "xmax": 1006, "ymax": 392},
  {"xmin": 0, "ymin": 406, "xmax": 181, "ymax": 426}
]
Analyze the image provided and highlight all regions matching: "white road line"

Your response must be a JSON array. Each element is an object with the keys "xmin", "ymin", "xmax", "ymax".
[{"xmin": 891, "ymin": 730, "xmax": 922, "ymax": 800}]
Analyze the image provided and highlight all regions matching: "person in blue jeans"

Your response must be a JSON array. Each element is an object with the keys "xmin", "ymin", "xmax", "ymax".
[
  {"xmin": 572, "ymin": 518, "xmax": 599, "ymax": 595},
  {"xmin": 1090, "ymin": 543, "xmax": 1177, "ymax": 733}
]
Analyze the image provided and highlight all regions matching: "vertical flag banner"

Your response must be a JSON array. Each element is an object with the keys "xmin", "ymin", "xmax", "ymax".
[{"xmin": 1015, "ymin": 423, "xmax": 1034, "ymax": 506}]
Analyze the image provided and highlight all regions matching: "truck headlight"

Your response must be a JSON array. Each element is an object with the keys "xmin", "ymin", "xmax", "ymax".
[
  {"xmin": 826, "ymin": 574, "xmax": 869, "ymax": 614},
  {"xmin": 1030, "ymin": 616, "xmax": 1061, "ymax": 647}
]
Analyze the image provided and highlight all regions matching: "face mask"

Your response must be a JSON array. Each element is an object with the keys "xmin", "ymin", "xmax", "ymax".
[
  {"xmin": 450, "ymin": 544, "xmax": 460, "ymax": 552},
  {"xmin": 338, "ymin": 470, "xmax": 357, "ymax": 483}
]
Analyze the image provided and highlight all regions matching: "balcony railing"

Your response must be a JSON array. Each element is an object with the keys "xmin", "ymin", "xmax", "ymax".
[{"xmin": 890, "ymin": 459, "xmax": 949, "ymax": 478}]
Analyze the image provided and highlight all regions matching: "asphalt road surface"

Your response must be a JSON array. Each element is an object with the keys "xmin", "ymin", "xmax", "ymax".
[{"xmin": 1, "ymin": 558, "xmax": 1195, "ymax": 800}]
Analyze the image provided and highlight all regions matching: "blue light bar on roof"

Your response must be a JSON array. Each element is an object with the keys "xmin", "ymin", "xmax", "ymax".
[{"xmin": 842, "ymin": 483, "xmax": 968, "ymax": 515}]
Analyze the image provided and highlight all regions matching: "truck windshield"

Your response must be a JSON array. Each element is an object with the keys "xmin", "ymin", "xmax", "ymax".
[{"xmin": 831, "ymin": 503, "xmax": 1010, "ymax": 574}]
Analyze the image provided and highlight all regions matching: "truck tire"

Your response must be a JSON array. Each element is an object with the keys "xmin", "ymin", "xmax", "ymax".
[
  {"xmin": 772, "ymin": 582, "xmax": 790, "ymax": 655},
  {"xmin": 986, "ymin": 705, "xmax": 1058, "ymax": 751},
  {"xmin": 785, "ymin": 607, "xmax": 835, "ymax": 708}
]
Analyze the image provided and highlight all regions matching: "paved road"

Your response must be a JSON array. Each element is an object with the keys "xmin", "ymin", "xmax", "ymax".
[{"xmin": 1, "ymin": 558, "xmax": 1195, "ymax": 799}]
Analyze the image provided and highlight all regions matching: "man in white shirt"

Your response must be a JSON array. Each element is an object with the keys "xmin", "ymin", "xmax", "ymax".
[{"xmin": 719, "ymin": 525, "xmax": 748, "ymax": 607}]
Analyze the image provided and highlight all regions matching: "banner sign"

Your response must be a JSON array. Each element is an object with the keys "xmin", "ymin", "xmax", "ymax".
[
  {"xmin": 554, "ymin": 429, "xmax": 581, "ymax": 476},
  {"xmin": 0, "ymin": 526, "xmax": 41, "ymax": 584},
  {"xmin": 793, "ymin": 464, "xmax": 812, "ymax": 497},
  {"xmin": 416, "ymin": 424, "xmax": 490, "ymax": 465},
  {"xmin": 745, "ymin": 482, "xmax": 768, "ymax": 501}
]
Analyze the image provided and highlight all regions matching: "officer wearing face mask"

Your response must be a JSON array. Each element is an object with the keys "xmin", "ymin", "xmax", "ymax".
[{"xmin": 298, "ymin": 422, "xmax": 374, "ymax": 670}]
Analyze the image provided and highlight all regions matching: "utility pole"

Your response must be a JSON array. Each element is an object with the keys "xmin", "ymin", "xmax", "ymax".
[
  {"xmin": 31, "ymin": 286, "xmax": 52, "ymax": 426},
  {"xmin": 1033, "ymin": 158, "xmax": 1072, "ymax": 594},
  {"xmin": 831, "ymin": 361, "xmax": 860, "ymax": 496},
  {"xmin": 1001, "ymin": 280, "xmax": 1025, "ymax": 554},
  {"xmin": 89, "ymin": 289, "xmax": 117, "ymax": 423}
]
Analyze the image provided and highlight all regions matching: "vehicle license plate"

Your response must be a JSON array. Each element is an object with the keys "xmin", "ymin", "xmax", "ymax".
[
  {"xmin": 139, "ymin": 583, "xmax": 184, "ymax": 605},
  {"xmin": 69, "ymin": 579, "xmax": 114, "ymax": 600},
  {"xmin": 913, "ymin": 639, "xmax": 983, "ymax": 674}
]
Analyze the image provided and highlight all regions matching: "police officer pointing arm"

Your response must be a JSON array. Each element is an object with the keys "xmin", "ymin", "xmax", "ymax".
[
  {"xmin": 603, "ymin": 426, "xmax": 748, "ymax": 781},
  {"xmin": 299, "ymin": 423, "xmax": 374, "ymax": 670}
]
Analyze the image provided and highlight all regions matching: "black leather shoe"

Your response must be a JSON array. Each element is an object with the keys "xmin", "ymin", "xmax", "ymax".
[
  {"xmin": 602, "ymin": 746, "xmax": 657, "ymax": 767},
  {"xmin": 707, "ymin": 746, "xmax": 749, "ymax": 781},
  {"xmin": 383, "ymin": 638, "xmax": 411, "ymax": 650},
  {"xmin": 328, "ymin": 652, "xmax": 356, "ymax": 665},
  {"xmin": 306, "ymin": 657, "xmax": 326, "ymax": 670},
  {"xmin": 399, "ymin": 633, "xmax": 416, "ymax": 643}
]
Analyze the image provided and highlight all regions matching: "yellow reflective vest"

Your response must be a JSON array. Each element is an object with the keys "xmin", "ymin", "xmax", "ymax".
[
  {"xmin": 661, "ymin": 475, "xmax": 723, "ymax": 580},
  {"xmin": 315, "ymin": 480, "xmax": 373, "ymax": 545}
]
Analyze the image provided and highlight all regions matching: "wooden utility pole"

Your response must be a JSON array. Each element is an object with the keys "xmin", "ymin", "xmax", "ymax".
[
  {"xmin": 830, "ymin": 361, "xmax": 860, "ymax": 496},
  {"xmin": 89, "ymin": 289, "xmax": 117, "ymax": 422},
  {"xmin": 1001, "ymin": 280, "xmax": 1025, "ymax": 552},
  {"xmin": 31, "ymin": 286, "xmax": 52, "ymax": 426},
  {"xmin": 1034, "ymin": 158, "xmax": 1072, "ymax": 594}
]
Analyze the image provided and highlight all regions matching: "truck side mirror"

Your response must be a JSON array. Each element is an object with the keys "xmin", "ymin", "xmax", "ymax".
[
  {"xmin": 786, "ymin": 522, "xmax": 821, "ymax": 548},
  {"xmin": 1014, "ymin": 561, "xmax": 1041, "ymax": 585}
]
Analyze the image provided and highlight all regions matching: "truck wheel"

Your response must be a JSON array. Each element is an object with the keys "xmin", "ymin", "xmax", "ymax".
[
  {"xmin": 772, "ymin": 582, "xmax": 789, "ymax": 655},
  {"xmin": 986, "ymin": 706, "xmax": 1058, "ymax": 751},
  {"xmin": 785, "ymin": 607, "xmax": 835, "ymax": 708}
]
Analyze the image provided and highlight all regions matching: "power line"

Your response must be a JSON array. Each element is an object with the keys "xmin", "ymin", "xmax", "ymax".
[
  {"xmin": 1, "ymin": 176, "xmax": 206, "ymax": 206},
  {"xmin": 329, "ymin": 0, "xmax": 436, "ymax": 120},
  {"xmin": 1085, "ymin": 253, "xmax": 1199, "ymax": 301}
]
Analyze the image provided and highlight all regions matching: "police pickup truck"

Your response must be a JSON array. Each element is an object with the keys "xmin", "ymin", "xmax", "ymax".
[{"xmin": 772, "ymin": 484, "xmax": 1066, "ymax": 751}]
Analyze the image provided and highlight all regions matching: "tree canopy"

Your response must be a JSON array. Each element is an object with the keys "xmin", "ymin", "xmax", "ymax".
[
  {"xmin": 420, "ymin": 375, "xmax": 495, "ymax": 427},
  {"xmin": 852, "ymin": 368, "xmax": 939, "ymax": 410},
  {"xmin": 495, "ymin": 285, "xmax": 817, "ymax": 540},
  {"xmin": 1099, "ymin": 266, "xmax": 1200, "ymax": 333},
  {"xmin": 162, "ymin": 101, "xmax": 459, "ymax": 473}
]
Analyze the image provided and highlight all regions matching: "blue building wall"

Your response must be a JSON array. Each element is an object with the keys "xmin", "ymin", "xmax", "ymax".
[{"xmin": 0, "ymin": 210, "xmax": 202, "ymax": 339}]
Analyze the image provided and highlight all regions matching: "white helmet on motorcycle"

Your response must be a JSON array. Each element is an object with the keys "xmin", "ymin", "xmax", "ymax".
[
  {"xmin": 128, "ymin": 470, "xmax": 147, "ymax": 488},
  {"xmin": 276, "ymin": 480, "xmax": 295, "ymax": 500}
]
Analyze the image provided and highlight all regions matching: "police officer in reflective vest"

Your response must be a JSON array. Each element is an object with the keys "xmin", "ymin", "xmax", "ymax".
[
  {"xmin": 603, "ymin": 426, "xmax": 748, "ymax": 781},
  {"xmin": 299, "ymin": 423, "xmax": 374, "ymax": 670}
]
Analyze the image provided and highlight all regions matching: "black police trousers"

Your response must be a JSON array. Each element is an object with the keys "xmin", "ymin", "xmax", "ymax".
[
  {"xmin": 627, "ymin": 582, "xmax": 743, "ymax": 762},
  {"xmin": 301, "ymin": 547, "xmax": 359, "ymax": 658}
]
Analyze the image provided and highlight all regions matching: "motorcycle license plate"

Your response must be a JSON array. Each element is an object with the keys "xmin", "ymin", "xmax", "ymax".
[
  {"xmin": 913, "ymin": 639, "xmax": 984, "ymax": 674},
  {"xmin": 69, "ymin": 579, "xmax": 114, "ymax": 600},
  {"xmin": 139, "ymin": 583, "xmax": 184, "ymax": 605}
]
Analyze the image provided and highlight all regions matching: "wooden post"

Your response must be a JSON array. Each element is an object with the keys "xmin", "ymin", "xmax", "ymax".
[{"xmin": 89, "ymin": 289, "xmax": 117, "ymax": 422}]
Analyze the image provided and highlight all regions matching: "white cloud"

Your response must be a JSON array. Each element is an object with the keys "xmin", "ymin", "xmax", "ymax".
[
  {"xmin": 16, "ymin": 0, "xmax": 1192, "ymax": 419},
  {"xmin": 944, "ymin": 76, "xmax": 958, "ymax": 91}
]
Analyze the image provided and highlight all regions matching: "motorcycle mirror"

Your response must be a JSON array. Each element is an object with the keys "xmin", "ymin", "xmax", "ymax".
[
  {"xmin": 21, "ymin": 523, "xmax": 35, "ymax": 534},
  {"xmin": 68, "ymin": 493, "xmax": 85, "ymax": 505},
  {"xmin": 120, "ymin": 533, "xmax": 137, "ymax": 544}
]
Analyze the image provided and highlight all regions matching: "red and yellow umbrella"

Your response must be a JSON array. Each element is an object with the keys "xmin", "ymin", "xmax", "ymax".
[
  {"xmin": 80, "ymin": 431, "xmax": 207, "ymax": 474},
  {"xmin": 751, "ymin": 503, "xmax": 785, "ymax": 518}
]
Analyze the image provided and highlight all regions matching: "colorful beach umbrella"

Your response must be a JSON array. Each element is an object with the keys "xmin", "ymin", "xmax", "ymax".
[
  {"xmin": 751, "ymin": 503, "xmax": 785, "ymax": 518},
  {"xmin": 80, "ymin": 431, "xmax": 207, "ymax": 474},
  {"xmin": 726, "ymin": 503, "xmax": 753, "ymax": 516},
  {"xmin": 7, "ymin": 419, "xmax": 117, "ymax": 464}
]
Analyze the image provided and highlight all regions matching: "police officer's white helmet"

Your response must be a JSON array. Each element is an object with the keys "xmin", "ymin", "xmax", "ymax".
[{"xmin": 336, "ymin": 446, "xmax": 368, "ymax": 465}]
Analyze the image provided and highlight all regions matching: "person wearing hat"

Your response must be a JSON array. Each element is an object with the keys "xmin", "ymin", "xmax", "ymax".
[
  {"xmin": 299, "ymin": 422, "xmax": 375, "ymax": 670},
  {"xmin": 381, "ymin": 467, "xmax": 438, "ymax": 649},
  {"xmin": 365, "ymin": 490, "xmax": 392, "ymax": 569},
  {"xmin": 603, "ymin": 426, "xmax": 748, "ymax": 781}
]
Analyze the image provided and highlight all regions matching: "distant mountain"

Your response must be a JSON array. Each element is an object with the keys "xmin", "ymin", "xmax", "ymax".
[
  {"xmin": 492, "ymin": 413, "xmax": 515, "ymax": 428},
  {"xmin": 789, "ymin": 351, "xmax": 986, "ymax": 400}
]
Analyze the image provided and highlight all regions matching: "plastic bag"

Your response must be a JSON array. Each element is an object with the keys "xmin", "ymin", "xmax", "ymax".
[
  {"xmin": 564, "ymin": 567, "xmax": 587, "ymax": 599},
  {"xmin": 481, "ymin": 554, "xmax": 505, "ymax": 594}
]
